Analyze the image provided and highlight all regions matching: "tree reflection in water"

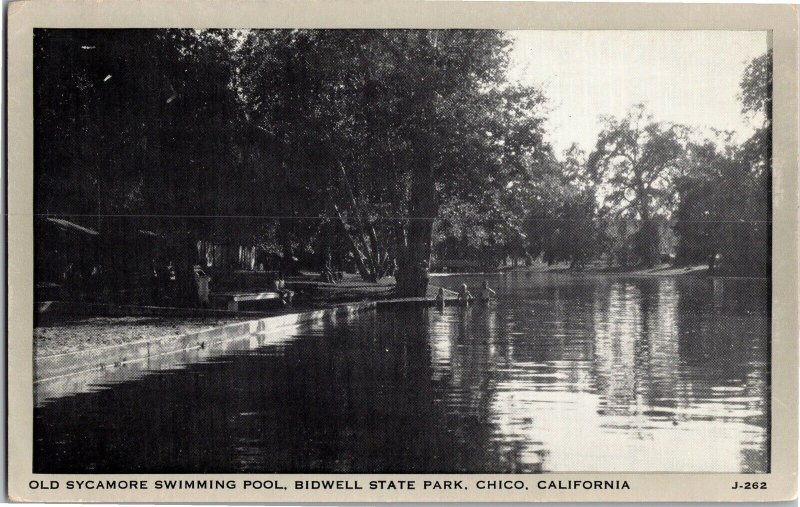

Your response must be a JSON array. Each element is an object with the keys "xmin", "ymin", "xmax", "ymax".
[{"xmin": 35, "ymin": 274, "xmax": 769, "ymax": 473}]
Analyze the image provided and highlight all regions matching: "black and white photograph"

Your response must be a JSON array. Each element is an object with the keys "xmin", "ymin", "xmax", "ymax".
[{"xmin": 31, "ymin": 27, "xmax": 772, "ymax": 476}]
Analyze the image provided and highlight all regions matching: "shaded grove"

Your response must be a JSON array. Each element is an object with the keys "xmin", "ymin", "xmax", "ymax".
[{"xmin": 34, "ymin": 29, "xmax": 771, "ymax": 302}]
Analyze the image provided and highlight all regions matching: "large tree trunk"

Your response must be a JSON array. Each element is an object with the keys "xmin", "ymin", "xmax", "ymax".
[
  {"xmin": 390, "ymin": 50, "xmax": 440, "ymax": 296},
  {"xmin": 396, "ymin": 161, "xmax": 436, "ymax": 297}
]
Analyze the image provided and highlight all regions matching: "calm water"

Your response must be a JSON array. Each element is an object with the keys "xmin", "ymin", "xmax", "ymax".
[{"xmin": 35, "ymin": 274, "xmax": 769, "ymax": 473}]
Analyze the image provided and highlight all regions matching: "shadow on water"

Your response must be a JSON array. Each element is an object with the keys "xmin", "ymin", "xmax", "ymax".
[{"xmin": 35, "ymin": 274, "xmax": 769, "ymax": 473}]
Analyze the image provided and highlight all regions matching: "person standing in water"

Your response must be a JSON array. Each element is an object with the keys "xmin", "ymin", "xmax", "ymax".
[
  {"xmin": 435, "ymin": 286, "xmax": 447, "ymax": 310},
  {"xmin": 479, "ymin": 280, "xmax": 497, "ymax": 302},
  {"xmin": 458, "ymin": 283, "xmax": 474, "ymax": 305}
]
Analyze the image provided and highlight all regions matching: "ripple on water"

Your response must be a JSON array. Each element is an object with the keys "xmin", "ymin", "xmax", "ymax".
[{"xmin": 34, "ymin": 275, "xmax": 769, "ymax": 473}]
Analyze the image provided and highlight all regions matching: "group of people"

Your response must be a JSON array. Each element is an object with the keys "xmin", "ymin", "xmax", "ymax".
[{"xmin": 435, "ymin": 280, "xmax": 496, "ymax": 307}]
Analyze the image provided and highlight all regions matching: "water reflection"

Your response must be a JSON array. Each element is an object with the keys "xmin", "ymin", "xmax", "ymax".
[{"xmin": 35, "ymin": 274, "xmax": 769, "ymax": 473}]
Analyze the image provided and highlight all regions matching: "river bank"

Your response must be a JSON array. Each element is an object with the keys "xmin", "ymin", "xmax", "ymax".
[
  {"xmin": 431, "ymin": 263, "xmax": 730, "ymax": 278},
  {"xmin": 34, "ymin": 280, "xmax": 453, "ymax": 357},
  {"xmin": 553, "ymin": 263, "xmax": 711, "ymax": 277}
]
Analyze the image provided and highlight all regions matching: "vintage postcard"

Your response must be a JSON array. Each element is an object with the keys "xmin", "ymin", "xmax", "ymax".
[{"xmin": 6, "ymin": 0, "xmax": 798, "ymax": 502}]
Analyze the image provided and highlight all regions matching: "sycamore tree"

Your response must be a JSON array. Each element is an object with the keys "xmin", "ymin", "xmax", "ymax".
[
  {"xmin": 38, "ymin": 28, "xmax": 553, "ymax": 300},
  {"xmin": 587, "ymin": 104, "xmax": 686, "ymax": 266},
  {"xmin": 237, "ymin": 30, "xmax": 550, "ymax": 293}
]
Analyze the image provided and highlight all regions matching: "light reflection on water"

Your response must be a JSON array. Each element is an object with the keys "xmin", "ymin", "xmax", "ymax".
[
  {"xmin": 34, "ymin": 274, "xmax": 769, "ymax": 473},
  {"xmin": 439, "ymin": 276, "xmax": 768, "ymax": 473}
]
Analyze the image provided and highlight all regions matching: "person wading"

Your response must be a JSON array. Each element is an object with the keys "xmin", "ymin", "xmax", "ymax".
[
  {"xmin": 435, "ymin": 286, "xmax": 447, "ymax": 310},
  {"xmin": 479, "ymin": 280, "xmax": 497, "ymax": 302},
  {"xmin": 458, "ymin": 283, "xmax": 474, "ymax": 305}
]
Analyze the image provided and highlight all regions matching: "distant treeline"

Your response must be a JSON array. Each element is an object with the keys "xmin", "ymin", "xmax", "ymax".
[{"xmin": 35, "ymin": 29, "xmax": 770, "ymax": 300}]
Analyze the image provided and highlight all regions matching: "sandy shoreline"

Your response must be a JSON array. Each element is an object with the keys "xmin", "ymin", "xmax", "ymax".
[
  {"xmin": 34, "ymin": 281, "xmax": 452, "ymax": 357},
  {"xmin": 34, "ymin": 316, "xmax": 245, "ymax": 357}
]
